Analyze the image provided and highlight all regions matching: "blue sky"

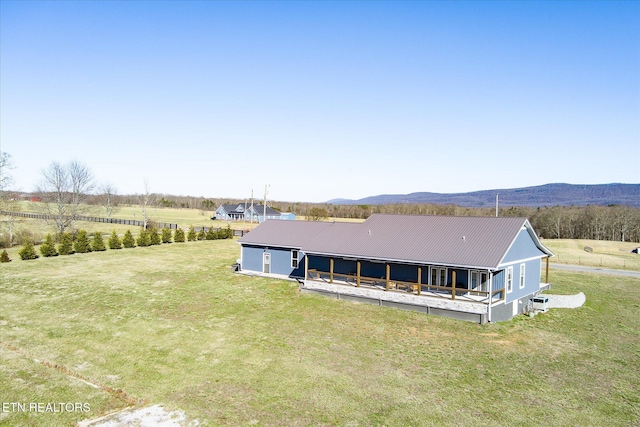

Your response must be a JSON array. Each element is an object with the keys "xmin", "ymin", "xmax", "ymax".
[{"xmin": 1, "ymin": 1, "xmax": 638, "ymax": 203}]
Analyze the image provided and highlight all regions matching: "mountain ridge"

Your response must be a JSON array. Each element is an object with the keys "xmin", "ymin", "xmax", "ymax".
[{"xmin": 327, "ymin": 183, "xmax": 640, "ymax": 208}]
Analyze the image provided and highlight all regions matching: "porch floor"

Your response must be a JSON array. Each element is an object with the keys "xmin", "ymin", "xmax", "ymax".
[{"xmin": 302, "ymin": 276, "xmax": 505, "ymax": 315}]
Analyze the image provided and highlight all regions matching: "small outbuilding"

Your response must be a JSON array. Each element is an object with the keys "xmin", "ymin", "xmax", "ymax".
[{"xmin": 237, "ymin": 214, "xmax": 554, "ymax": 323}]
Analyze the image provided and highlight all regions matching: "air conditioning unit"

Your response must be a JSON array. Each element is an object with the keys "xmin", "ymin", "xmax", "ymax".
[{"xmin": 531, "ymin": 296, "xmax": 549, "ymax": 312}]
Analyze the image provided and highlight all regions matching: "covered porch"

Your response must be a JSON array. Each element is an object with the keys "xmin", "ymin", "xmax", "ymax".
[{"xmin": 304, "ymin": 255, "xmax": 507, "ymax": 308}]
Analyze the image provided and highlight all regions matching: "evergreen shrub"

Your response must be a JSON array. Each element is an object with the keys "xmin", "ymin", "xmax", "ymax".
[
  {"xmin": 187, "ymin": 225, "xmax": 196, "ymax": 242},
  {"xmin": 108, "ymin": 230, "xmax": 122, "ymax": 250},
  {"xmin": 123, "ymin": 230, "xmax": 136, "ymax": 248},
  {"xmin": 205, "ymin": 227, "xmax": 217, "ymax": 240},
  {"xmin": 58, "ymin": 232, "xmax": 75, "ymax": 255},
  {"xmin": 174, "ymin": 228, "xmax": 185, "ymax": 243},
  {"xmin": 149, "ymin": 228, "xmax": 161, "ymax": 245},
  {"xmin": 92, "ymin": 232, "xmax": 106, "ymax": 251},
  {"xmin": 74, "ymin": 230, "xmax": 92, "ymax": 254},
  {"xmin": 161, "ymin": 227, "xmax": 172, "ymax": 243},
  {"xmin": 137, "ymin": 229, "xmax": 151, "ymax": 247},
  {"xmin": 18, "ymin": 238, "xmax": 39, "ymax": 260},
  {"xmin": 40, "ymin": 234, "xmax": 59, "ymax": 257},
  {"xmin": 1, "ymin": 249, "xmax": 11, "ymax": 262}
]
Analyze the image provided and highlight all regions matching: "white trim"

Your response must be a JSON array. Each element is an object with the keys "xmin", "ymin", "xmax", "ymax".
[
  {"xmin": 239, "ymin": 242, "xmax": 303, "ymax": 251},
  {"xmin": 497, "ymin": 220, "xmax": 554, "ymax": 266},
  {"xmin": 506, "ymin": 266, "xmax": 513, "ymax": 294},
  {"xmin": 263, "ymin": 252, "xmax": 271, "ymax": 274},
  {"xmin": 469, "ymin": 270, "xmax": 477, "ymax": 291},
  {"xmin": 304, "ymin": 250, "xmax": 309, "ymax": 281},
  {"xmin": 497, "ymin": 254, "xmax": 545, "ymax": 268},
  {"xmin": 430, "ymin": 266, "xmax": 447, "ymax": 286}
]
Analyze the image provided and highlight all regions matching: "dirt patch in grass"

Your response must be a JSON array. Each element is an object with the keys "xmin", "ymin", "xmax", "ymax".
[{"xmin": 78, "ymin": 404, "xmax": 199, "ymax": 427}]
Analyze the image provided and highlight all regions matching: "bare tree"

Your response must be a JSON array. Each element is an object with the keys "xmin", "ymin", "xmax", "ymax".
[
  {"xmin": 99, "ymin": 183, "xmax": 118, "ymax": 218},
  {"xmin": 0, "ymin": 152, "xmax": 13, "ymax": 193},
  {"xmin": 0, "ymin": 152, "xmax": 19, "ymax": 247},
  {"xmin": 36, "ymin": 160, "xmax": 95, "ymax": 234},
  {"xmin": 138, "ymin": 178, "xmax": 152, "ymax": 229}
]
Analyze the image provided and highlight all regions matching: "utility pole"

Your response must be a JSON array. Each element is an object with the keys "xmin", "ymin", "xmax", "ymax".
[
  {"xmin": 263, "ymin": 184, "xmax": 269, "ymax": 223},
  {"xmin": 495, "ymin": 193, "xmax": 499, "ymax": 217},
  {"xmin": 250, "ymin": 189, "xmax": 254, "ymax": 224},
  {"xmin": 243, "ymin": 198, "xmax": 247, "ymax": 223}
]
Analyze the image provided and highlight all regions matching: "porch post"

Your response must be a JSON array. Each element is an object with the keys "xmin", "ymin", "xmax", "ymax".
[
  {"xmin": 356, "ymin": 261, "xmax": 361, "ymax": 287},
  {"xmin": 451, "ymin": 270, "xmax": 456, "ymax": 300},
  {"xmin": 417, "ymin": 267, "xmax": 422, "ymax": 295},
  {"xmin": 330, "ymin": 258, "xmax": 334, "ymax": 284},
  {"xmin": 545, "ymin": 256, "xmax": 550, "ymax": 284},
  {"xmin": 304, "ymin": 252, "xmax": 308, "ymax": 284},
  {"xmin": 385, "ymin": 263, "xmax": 390, "ymax": 291}
]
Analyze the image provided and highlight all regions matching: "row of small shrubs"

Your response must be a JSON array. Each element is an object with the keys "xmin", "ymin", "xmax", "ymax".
[
  {"xmin": 186, "ymin": 224, "xmax": 234, "ymax": 241},
  {"xmin": 14, "ymin": 225, "xmax": 234, "ymax": 261}
]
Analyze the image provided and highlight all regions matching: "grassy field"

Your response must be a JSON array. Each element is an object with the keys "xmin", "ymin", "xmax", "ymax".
[
  {"xmin": 543, "ymin": 238, "xmax": 640, "ymax": 270},
  {"xmin": 1, "ymin": 239, "xmax": 638, "ymax": 426},
  {"xmin": 3, "ymin": 203, "xmax": 259, "ymax": 245}
]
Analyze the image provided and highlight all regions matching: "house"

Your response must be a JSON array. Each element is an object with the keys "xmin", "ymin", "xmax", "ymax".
[
  {"xmin": 215, "ymin": 204, "xmax": 295, "ymax": 223},
  {"xmin": 237, "ymin": 214, "xmax": 554, "ymax": 323}
]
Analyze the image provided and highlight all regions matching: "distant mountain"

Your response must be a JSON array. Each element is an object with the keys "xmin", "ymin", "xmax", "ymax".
[{"xmin": 328, "ymin": 183, "xmax": 640, "ymax": 208}]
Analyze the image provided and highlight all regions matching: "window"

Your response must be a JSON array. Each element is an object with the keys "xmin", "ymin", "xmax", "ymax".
[
  {"xmin": 480, "ymin": 272, "xmax": 488, "ymax": 293},
  {"xmin": 471, "ymin": 271, "xmax": 478, "ymax": 290},
  {"xmin": 506, "ymin": 266, "xmax": 513, "ymax": 293},
  {"xmin": 430, "ymin": 267, "xmax": 447, "ymax": 287},
  {"xmin": 470, "ymin": 271, "xmax": 489, "ymax": 293},
  {"xmin": 519, "ymin": 263, "xmax": 526, "ymax": 289},
  {"xmin": 291, "ymin": 250, "xmax": 299, "ymax": 269}
]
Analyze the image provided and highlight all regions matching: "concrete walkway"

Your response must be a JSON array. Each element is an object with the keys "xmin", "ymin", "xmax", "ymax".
[
  {"xmin": 550, "ymin": 263, "xmax": 640, "ymax": 279},
  {"xmin": 545, "ymin": 292, "xmax": 586, "ymax": 308}
]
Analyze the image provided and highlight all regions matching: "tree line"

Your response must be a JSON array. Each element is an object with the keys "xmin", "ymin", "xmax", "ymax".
[
  {"xmin": 2, "ymin": 155, "xmax": 638, "ymax": 245},
  {"xmin": 284, "ymin": 203, "xmax": 640, "ymax": 243}
]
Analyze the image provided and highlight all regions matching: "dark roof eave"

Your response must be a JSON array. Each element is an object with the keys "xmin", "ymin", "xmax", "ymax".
[
  {"xmin": 303, "ymin": 250, "xmax": 501, "ymax": 271},
  {"xmin": 239, "ymin": 241, "xmax": 303, "ymax": 250}
]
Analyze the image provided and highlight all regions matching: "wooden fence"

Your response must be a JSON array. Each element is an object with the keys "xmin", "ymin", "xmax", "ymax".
[
  {"xmin": 0, "ymin": 211, "xmax": 178, "ymax": 230},
  {"xmin": 1, "ymin": 211, "xmax": 254, "ymax": 236}
]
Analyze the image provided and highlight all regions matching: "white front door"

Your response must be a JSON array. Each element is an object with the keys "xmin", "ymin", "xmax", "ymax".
[{"xmin": 263, "ymin": 252, "xmax": 271, "ymax": 274}]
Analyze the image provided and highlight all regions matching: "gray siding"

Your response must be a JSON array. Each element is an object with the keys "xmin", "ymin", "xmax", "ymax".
[
  {"xmin": 490, "ymin": 302, "xmax": 513, "ymax": 322},
  {"xmin": 241, "ymin": 245, "xmax": 263, "ymax": 272},
  {"xmin": 241, "ymin": 244, "xmax": 305, "ymax": 278}
]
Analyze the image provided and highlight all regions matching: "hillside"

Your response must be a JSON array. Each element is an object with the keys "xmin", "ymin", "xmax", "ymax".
[{"xmin": 328, "ymin": 183, "xmax": 640, "ymax": 208}]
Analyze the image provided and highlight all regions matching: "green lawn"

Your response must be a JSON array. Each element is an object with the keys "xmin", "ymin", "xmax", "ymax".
[
  {"xmin": 2, "ymin": 203, "xmax": 258, "ymax": 247},
  {"xmin": 1, "ymin": 240, "xmax": 638, "ymax": 426},
  {"xmin": 543, "ymin": 238, "xmax": 640, "ymax": 270},
  {"xmin": 10, "ymin": 201, "xmax": 258, "ymax": 231}
]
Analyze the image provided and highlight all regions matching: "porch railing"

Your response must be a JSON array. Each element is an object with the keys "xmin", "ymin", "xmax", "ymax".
[{"xmin": 307, "ymin": 269, "xmax": 505, "ymax": 304}]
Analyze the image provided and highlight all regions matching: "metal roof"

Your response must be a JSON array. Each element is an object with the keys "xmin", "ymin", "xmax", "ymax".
[
  {"xmin": 239, "ymin": 214, "xmax": 552, "ymax": 269},
  {"xmin": 238, "ymin": 220, "xmax": 351, "ymax": 249}
]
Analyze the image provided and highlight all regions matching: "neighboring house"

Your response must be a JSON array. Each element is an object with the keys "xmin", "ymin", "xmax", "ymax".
[
  {"xmin": 215, "ymin": 204, "xmax": 295, "ymax": 223},
  {"xmin": 237, "ymin": 214, "xmax": 554, "ymax": 323}
]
